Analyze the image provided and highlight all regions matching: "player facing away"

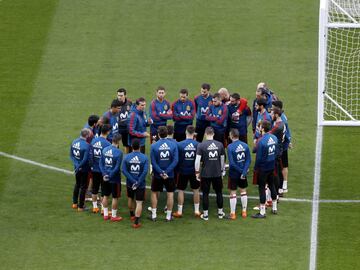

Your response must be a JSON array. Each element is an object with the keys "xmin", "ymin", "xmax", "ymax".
[
  {"xmin": 173, "ymin": 125, "xmax": 201, "ymax": 218},
  {"xmin": 99, "ymin": 134, "xmax": 123, "ymax": 222},
  {"xmin": 90, "ymin": 124, "xmax": 111, "ymax": 213},
  {"xmin": 116, "ymin": 88, "xmax": 132, "ymax": 153},
  {"xmin": 122, "ymin": 139, "xmax": 149, "ymax": 228},
  {"xmin": 70, "ymin": 128, "xmax": 91, "ymax": 211},
  {"xmin": 128, "ymin": 97, "xmax": 152, "ymax": 153},
  {"xmin": 172, "ymin": 88, "xmax": 196, "ymax": 142},
  {"xmin": 150, "ymin": 126, "xmax": 179, "ymax": 222},
  {"xmin": 103, "ymin": 99, "xmax": 121, "ymax": 142},
  {"xmin": 205, "ymin": 93, "xmax": 228, "ymax": 144},
  {"xmin": 195, "ymin": 127, "xmax": 226, "ymax": 221},
  {"xmin": 227, "ymin": 129, "xmax": 251, "ymax": 219},
  {"xmin": 149, "ymin": 86, "xmax": 173, "ymax": 143},
  {"xmin": 252, "ymin": 120, "xmax": 278, "ymax": 218},
  {"xmin": 194, "ymin": 83, "xmax": 212, "ymax": 142}
]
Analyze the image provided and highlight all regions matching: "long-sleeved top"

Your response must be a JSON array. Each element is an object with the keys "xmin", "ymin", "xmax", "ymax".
[
  {"xmin": 103, "ymin": 110, "xmax": 119, "ymax": 142},
  {"xmin": 121, "ymin": 151, "xmax": 149, "ymax": 189},
  {"xmin": 118, "ymin": 98, "xmax": 132, "ymax": 131},
  {"xmin": 172, "ymin": 98, "xmax": 195, "ymax": 133},
  {"xmin": 70, "ymin": 137, "xmax": 90, "ymax": 173},
  {"xmin": 150, "ymin": 138, "xmax": 179, "ymax": 178},
  {"xmin": 149, "ymin": 98, "xmax": 173, "ymax": 126},
  {"xmin": 128, "ymin": 105, "xmax": 150, "ymax": 146},
  {"xmin": 254, "ymin": 133, "xmax": 278, "ymax": 172},
  {"xmin": 194, "ymin": 94, "xmax": 212, "ymax": 122},
  {"xmin": 227, "ymin": 140, "xmax": 251, "ymax": 179},
  {"xmin": 90, "ymin": 136, "xmax": 111, "ymax": 173},
  {"xmin": 281, "ymin": 112, "xmax": 292, "ymax": 150},
  {"xmin": 99, "ymin": 145, "xmax": 123, "ymax": 183},
  {"xmin": 269, "ymin": 120, "xmax": 286, "ymax": 158},
  {"xmin": 206, "ymin": 103, "xmax": 228, "ymax": 132},
  {"xmin": 177, "ymin": 139, "xmax": 199, "ymax": 175},
  {"xmin": 228, "ymin": 101, "xmax": 251, "ymax": 136},
  {"xmin": 254, "ymin": 109, "xmax": 271, "ymax": 139}
]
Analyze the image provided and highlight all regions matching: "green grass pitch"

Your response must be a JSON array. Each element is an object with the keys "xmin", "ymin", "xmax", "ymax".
[{"xmin": 0, "ymin": 0, "xmax": 359, "ymax": 269}]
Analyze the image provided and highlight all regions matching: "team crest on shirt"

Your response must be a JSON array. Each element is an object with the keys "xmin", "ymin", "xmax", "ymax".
[
  {"xmin": 164, "ymin": 104, "xmax": 168, "ymax": 110},
  {"xmin": 186, "ymin": 105, "xmax": 190, "ymax": 111}
]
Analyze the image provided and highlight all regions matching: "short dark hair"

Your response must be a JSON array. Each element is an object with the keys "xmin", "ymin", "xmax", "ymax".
[
  {"xmin": 272, "ymin": 107, "xmax": 282, "ymax": 116},
  {"xmin": 80, "ymin": 128, "xmax": 91, "ymax": 138},
  {"xmin": 157, "ymin": 86, "xmax": 165, "ymax": 91},
  {"xmin": 231, "ymin": 93, "xmax": 240, "ymax": 100},
  {"xmin": 256, "ymin": 98, "xmax": 267, "ymax": 107},
  {"xmin": 117, "ymin": 88, "xmax": 127, "ymax": 95},
  {"xmin": 101, "ymin": 116, "xmax": 110, "ymax": 125},
  {"xmin": 112, "ymin": 133, "xmax": 122, "ymax": 144},
  {"xmin": 136, "ymin": 97, "xmax": 146, "ymax": 105},
  {"xmin": 205, "ymin": 126, "xmax": 214, "ymax": 135},
  {"xmin": 131, "ymin": 139, "xmax": 140, "ymax": 150},
  {"xmin": 201, "ymin": 83, "xmax": 211, "ymax": 90},
  {"xmin": 166, "ymin": 125, "xmax": 174, "ymax": 136},
  {"xmin": 88, "ymin": 115, "xmax": 99, "ymax": 127},
  {"xmin": 229, "ymin": 128, "xmax": 239, "ymax": 138},
  {"xmin": 186, "ymin": 125, "xmax": 196, "ymax": 135},
  {"xmin": 262, "ymin": 120, "xmax": 271, "ymax": 132},
  {"xmin": 213, "ymin": 93, "xmax": 221, "ymax": 99},
  {"xmin": 101, "ymin": 124, "xmax": 111, "ymax": 135},
  {"xmin": 111, "ymin": 99, "xmax": 121, "ymax": 108},
  {"xmin": 272, "ymin": 100, "xmax": 283, "ymax": 109},
  {"xmin": 179, "ymin": 88, "xmax": 188, "ymax": 95},
  {"xmin": 158, "ymin": 126, "xmax": 168, "ymax": 138}
]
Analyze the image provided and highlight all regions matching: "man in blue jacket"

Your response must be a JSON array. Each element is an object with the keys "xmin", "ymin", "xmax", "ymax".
[
  {"xmin": 70, "ymin": 128, "xmax": 91, "ymax": 211},
  {"xmin": 227, "ymin": 129, "xmax": 251, "ymax": 220},
  {"xmin": 206, "ymin": 93, "xmax": 228, "ymax": 145},
  {"xmin": 150, "ymin": 126, "xmax": 179, "ymax": 221},
  {"xmin": 194, "ymin": 83, "xmax": 212, "ymax": 142},
  {"xmin": 103, "ymin": 99, "xmax": 121, "ymax": 142},
  {"xmin": 122, "ymin": 139, "xmax": 149, "ymax": 228},
  {"xmin": 252, "ymin": 120, "xmax": 278, "ymax": 218},
  {"xmin": 99, "ymin": 134, "xmax": 123, "ymax": 222}
]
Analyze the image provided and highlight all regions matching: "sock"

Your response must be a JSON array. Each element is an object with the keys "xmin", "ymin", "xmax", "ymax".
[
  {"xmin": 229, "ymin": 195, "xmax": 237, "ymax": 214},
  {"xmin": 92, "ymin": 201, "xmax": 98, "ymax": 209},
  {"xmin": 272, "ymin": 200, "xmax": 278, "ymax": 211},
  {"xmin": 203, "ymin": 210, "xmax": 209, "ymax": 217},
  {"xmin": 104, "ymin": 208, "xmax": 109, "ymax": 217},
  {"xmin": 166, "ymin": 210, "xmax": 172, "ymax": 220},
  {"xmin": 130, "ymin": 210, "xmax": 135, "ymax": 217},
  {"xmin": 177, "ymin": 205, "xmax": 183, "ymax": 214},
  {"xmin": 135, "ymin": 217, "xmax": 140, "ymax": 225},
  {"xmin": 240, "ymin": 192, "xmax": 247, "ymax": 211},
  {"xmin": 101, "ymin": 203, "xmax": 104, "ymax": 211},
  {"xmin": 260, "ymin": 205, "xmax": 266, "ymax": 216},
  {"xmin": 218, "ymin": 208, "xmax": 224, "ymax": 215},
  {"xmin": 266, "ymin": 188, "xmax": 271, "ymax": 202},
  {"xmin": 283, "ymin": 180, "xmax": 288, "ymax": 190},
  {"xmin": 151, "ymin": 208, "xmax": 157, "ymax": 219},
  {"xmin": 112, "ymin": 209, "xmax": 117, "ymax": 217},
  {"xmin": 194, "ymin": 203, "xmax": 200, "ymax": 213}
]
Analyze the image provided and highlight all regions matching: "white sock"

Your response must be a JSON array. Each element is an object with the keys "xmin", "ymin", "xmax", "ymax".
[
  {"xmin": 104, "ymin": 208, "xmax": 108, "ymax": 217},
  {"xmin": 283, "ymin": 180, "xmax": 288, "ymax": 190},
  {"xmin": 177, "ymin": 205, "xmax": 183, "ymax": 214},
  {"xmin": 272, "ymin": 200, "xmax": 278, "ymax": 211},
  {"xmin": 92, "ymin": 202, "xmax": 97, "ymax": 209},
  {"xmin": 229, "ymin": 195, "xmax": 237, "ymax": 214},
  {"xmin": 166, "ymin": 210, "xmax": 172, "ymax": 220},
  {"xmin": 194, "ymin": 203, "xmax": 200, "ymax": 213},
  {"xmin": 203, "ymin": 210, "xmax": 208, "ymax": 216},
  {"xmin": 152, "ymin": 208, "xmax": 157, "ymax": 219},
  {"xmin": 112, "ymin": 209, "xmax": 117, "ymax": 217},
  {"xmin": 260, "ymin": 205, "xmax": 266, "ymax": 215},
  {"xmin": 266, "ymin": 188, "xmax": 271, "ymax": 202},
  {"xmin": 240, "ymin": 192, "xmax": 247, "ymax": 211},
  {"xmin": 218, "ymin": 208, "xmax": 224, "ymax": 215}
]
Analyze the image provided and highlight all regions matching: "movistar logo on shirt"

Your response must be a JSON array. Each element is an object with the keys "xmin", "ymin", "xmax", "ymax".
[
  {"xmin": 105, "ymin": 149, "xmax": 113, "ymax": 157},
  {"xmin": 207, "ymin": 143, "xmax": 218, "ymax": 150},
  {"xmin": 235, "ymin": 144, "xmax": 245, "ymax": 152},
  {"xmin": 267, "ymin": 137, "xmax": 276, "ymax": 145},
  {"xmin": 185, "ymin": 143, "xmax": 196, "ymax": 151},
  {"xmin": 200, "ymin": 107, "xmax": 209, "ymax": 115},
  {"xmin": 73, "ymin": 142, "xmax": 80, "ymax": 150},
  {"xmin": 159, "ymin": 143, "xmax": 170, "ymax": 150},
  {"xmin": 130, "ymin": 155, "xmax": 140, "ymax": 164}
]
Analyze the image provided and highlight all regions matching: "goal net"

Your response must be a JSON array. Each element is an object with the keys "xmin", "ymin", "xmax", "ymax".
[{"xmin": 318, "ymin": 0, "xmax": 360, "ymax": 126}]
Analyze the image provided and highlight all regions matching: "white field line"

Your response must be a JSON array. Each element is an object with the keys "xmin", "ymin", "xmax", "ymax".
[
  {"xmin": 309, "ymin": 125, "xmax": 323, "ymax": 270},
  {"xmin": 1, "ymin": 150, "xmax": 359, "ymax": 203}
]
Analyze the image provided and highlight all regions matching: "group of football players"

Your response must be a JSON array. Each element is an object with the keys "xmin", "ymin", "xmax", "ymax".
[{"xmin": 70, "ymin": 82, "xmax": 291, "ymax": 228}]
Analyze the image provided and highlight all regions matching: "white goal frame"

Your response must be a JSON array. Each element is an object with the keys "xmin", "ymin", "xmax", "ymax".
[{"xmin": 318, "ymin": 0, "xmax": 360, "ymax": 126}]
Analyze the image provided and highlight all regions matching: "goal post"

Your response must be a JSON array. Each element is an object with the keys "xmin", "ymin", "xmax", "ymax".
[{"xmin": 318, "ymin": 0, "xmax": 360, "ymax": 126}]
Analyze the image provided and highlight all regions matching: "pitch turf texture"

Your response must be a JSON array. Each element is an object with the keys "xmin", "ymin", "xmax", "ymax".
[{"xmin": 0, "ymin": 1, "xmax": 359, "ymax": 269}]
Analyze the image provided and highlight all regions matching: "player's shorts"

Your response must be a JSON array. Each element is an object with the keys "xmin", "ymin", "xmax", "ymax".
[
  {"xmin": 92, "ymin": 171, "xmax": 103, "ymax": 195},
  {"xmin": 200, "ymin": 177, "xmax": 223, "ymax": 193},
  {"xmin": 126, "ymin": 187, "xmax": 145, "ymax": 201},
  {"xmin": 228, "ymin": 176, "xmax": 248, "ymax": 190},
  {"xmin": 281, "ymin": 149, "xmax": 289, "ymax": 168},
  {"xmin": 102, "ymin": 181, "xmax": 121, "ymax": 198},
  {"xmin": 151, "ymin": 176, "xmax": 176, "ymax": 192},
  {"xmin": 119, "ymin": 129, "xmax": 129, "ymax": 147},
  {"xmin": 176, "ymin": 173, "xmax": 200, "ymax": 190}
]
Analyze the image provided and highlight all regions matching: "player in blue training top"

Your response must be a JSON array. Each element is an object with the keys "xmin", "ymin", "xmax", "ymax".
[
  {"xmin": 103, "ymin": 99, "xmax": 121, "ymax": 142},
  {"xmin": 206, "ymin": 93, "xmax": 228, "ymax": 145},
  {"xmin": 116, "ymin": 88, "xmax": 132, "ymax": 153},
  {"xmin": 226, "ymin": 128, "xmax": 251, "ymax": 220},
  {"xmin": 194, "ymin": 83, "xmax": 212, "ymax": 142},
  {"xmin": 128, "ymin": 97, "xmax": 152, "ymax": 153},
  {"xmin": 150, "ymin": 126, "xmax": 179, "ymax": 222},
  {"xmin": 252, "ymin": 120, "xmax": 278, "ymax": 219},
  {"xmin": 99, "ymin": 134, "xmax": 123, "ymax": 222},
  {"xmin": 149, "ymin": 86, "xmax": 173, "ymax": 143},
  {"xmin": 90, "ymin": 124, "xmax": 111, "ymax": 214},
  {"xmin": 172, "ymin": 125, "xmax": 200, "ymax": 218},
  {"xmin": 122, "ymin": 139, "xmax": 149, "ymax": 229},
  {"xmin": 253, "ymin": 97, "xmax": 271, "ymax": 143},
  {"xmin": 70, "ymin": 128, "xmax": 91, "ymax": 211},
  {"xmin": 84, "ymin": 114, "xmax": 100, "ymax": 142},
  {"xmin": 172, "ymin": 88, "xmax": 195, "ymax": 142}
]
